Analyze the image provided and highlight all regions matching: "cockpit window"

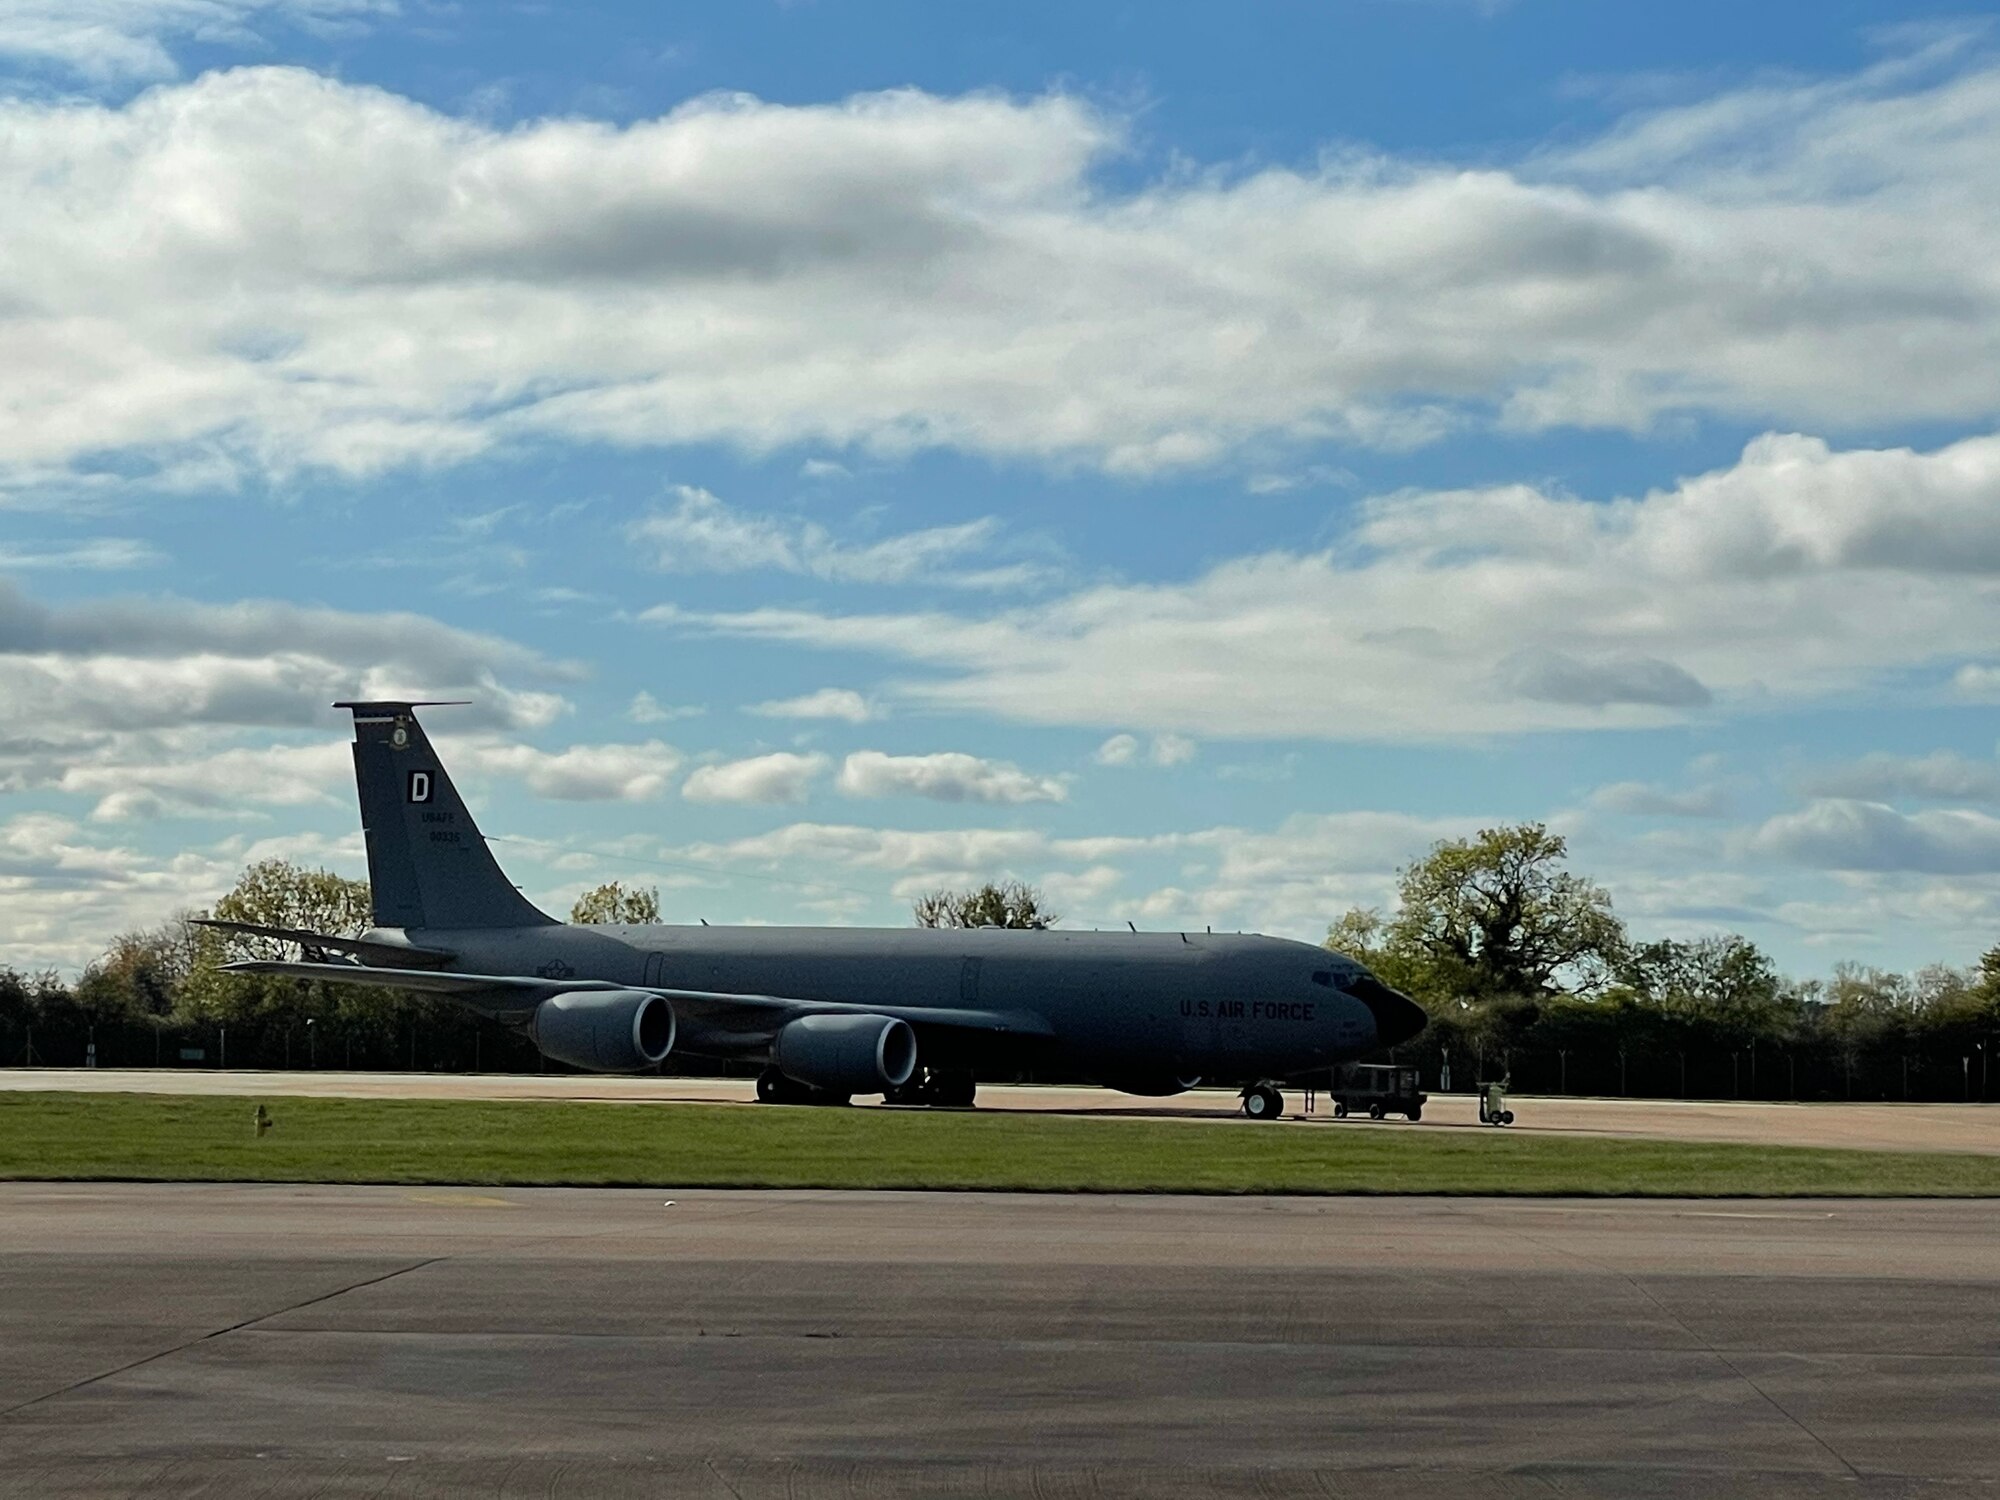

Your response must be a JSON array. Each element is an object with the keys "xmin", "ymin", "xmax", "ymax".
[{"xmin": 1311, "ymin": 971, "xmax": 1333, "ymax": 987}]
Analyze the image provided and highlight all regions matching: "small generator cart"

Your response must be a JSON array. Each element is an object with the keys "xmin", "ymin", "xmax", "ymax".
[
  {"xmin": 1477, "ymin": 1080, "xmax": 1516, "ymax": 1126},
  {"xmin": 1328, "ymin": 1063, "xmax": 1427, "ymax": 1122}
]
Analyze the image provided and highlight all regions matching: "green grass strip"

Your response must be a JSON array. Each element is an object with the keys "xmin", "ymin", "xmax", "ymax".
[{"xmin": 4, "ymin": 1091, "xmax": 1998, "ymax": 1196}]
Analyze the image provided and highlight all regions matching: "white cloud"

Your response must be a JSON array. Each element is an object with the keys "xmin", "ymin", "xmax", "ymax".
[
  {"xmin": 0, "ymin": 1, "xmax": 393, "ymax": 81},
  {"xmin": 1244, "ymin": 465, "xmax": 1354, "ymax": 496},
  {"xmin": 0, "ymin": 578, "xmax": 572, "ymax": 732},
  {"xmin": 1752, "ymin": 799, "xmax": 2000, "ymax": 875},
  {"xmin": 836, "ymin": 750, "xmax": 1068, "ymax": 804},
  {"xmin": 10, "ymin": 729, "xmax": 687, "ymax": 821},
  {"xmin": 1497, "ymin": 649, "xmax": 1710, "ymax": 709},
  {"xmin": 1094, "ymin": 734, "xmax": 1138, "ymax": 766},
  {"xmin": 748, "ymin": 687, "xmax": 875, "ymax": 723},
  {"xmin": 677, "ymin": 822, "xmax": 1170, "ymax": 885},
  {"xmin": 1589, "ymin": 780, "xmax": 1731, "ymax": 818},
  {"xmin": 0, "ymin": 576, "xmax": 610, "ymax": 850},
  {"xmin": 631, "ymin": 487, "xmax": 1010, "ymax": 588},
  {"xmin": 60, "ymin": 740, "xmax": 349, "ymax": 821},
  {"xmin": 454, "ymin": 739, "xmax": 683, "ymax": 802},
  {"xmin": 681, "ymin": 751, "xmax": 827, "ymax": 805},
  {"xmin": 1798, "ymin": 751, "xmax": 2000, "ymax": 805},
  {"xmin": 1096, "ymin": 730, "xmax": 1198, "ymax": 769},
  {"xmin": 3, "ymin": 52, "xmax": 1999, "ymax": 486},
  {"xmin": 627, "ymin": 691, "xmax": 704, "ymax": 724},
  {"xmin": 0, "ymin": 538, "xmax": 164, "ymax": 570},
  {"xmin": 0, "ymin": 810, "xmax": 368, "ymax": 973},
  {"xmin": 1953, "ymin": 664, "xmax": 2000, "ymax": 701},
  {"xmin": 655, "ymin": 429, "xmax": 2000, "ymax": 741}
]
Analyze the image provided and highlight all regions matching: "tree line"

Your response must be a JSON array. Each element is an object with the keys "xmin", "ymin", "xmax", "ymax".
[
  {"xmin": 1324, "ymin": 824, "xmax": 2000, "ymax": 1102},
  {"xmin": 4, "ymin": 844, "xmax": 1996, "ymax": 1100}
]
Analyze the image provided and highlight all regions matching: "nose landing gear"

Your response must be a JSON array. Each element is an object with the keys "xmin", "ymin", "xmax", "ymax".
[{"xmin": 1240, "ymin": 1083, "xmax": 1285, "ymax": 1120}]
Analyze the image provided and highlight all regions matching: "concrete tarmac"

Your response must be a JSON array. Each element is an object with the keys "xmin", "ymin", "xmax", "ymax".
[
  {"xmin": 8, "ymin": 1066, "xmax": 2000, "ymax": 1154},
  {"xmin": 2, "ymin": 1185, "xmax": 1998, "ymax": 1497}
]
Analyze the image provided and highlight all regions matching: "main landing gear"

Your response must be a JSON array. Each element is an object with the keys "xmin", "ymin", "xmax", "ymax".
[
  {"xmin": 754, "ymin": 1068, "xmax": 849, "ymax": 1107},
  {"xmin": 884, "ymin": 1069, "xmax": 978, "ymax": 1109},
  {"xmin": 754, "ymin": 1066, "xmax": 978, "ymax": 1108},
  {"xmin": 1240, "ymin": 1083, "xmax": 1285, "ymax": 1120}
]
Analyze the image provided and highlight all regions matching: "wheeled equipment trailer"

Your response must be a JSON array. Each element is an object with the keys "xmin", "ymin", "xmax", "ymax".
[{"xmin": 1324, "ymin": 1063, "xmax": 1427, "ymax": 1122}]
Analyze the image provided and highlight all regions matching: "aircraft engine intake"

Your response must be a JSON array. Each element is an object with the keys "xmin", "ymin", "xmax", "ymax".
[
  {"xmin": 531, "ymin": 989, "xmax": 675, "ymax": 1073},
  {"xmin": 772, "ymin": 1013, "xmax": 917, "ymax": 1095}
]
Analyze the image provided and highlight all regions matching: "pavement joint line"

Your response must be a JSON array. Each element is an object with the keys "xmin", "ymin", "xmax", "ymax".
[
  {"xmin": 0, "ymin": 1254, "xmax": 447, "ymax": 1423},
  {"xmin": 206, "ymin": 1329, "xmax": 2000, "ymax": 1360},
  {"xmin": 703, "ymin": 1457, "xmax": 750, "ymax": 1500},
  {"xmin": 1509, "ymin": 1224, "xmax": 1866, "ymax": 1482}
]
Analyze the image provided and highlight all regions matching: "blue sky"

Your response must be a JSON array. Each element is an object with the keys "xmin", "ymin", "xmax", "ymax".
[{"xmin": 5, "ymin": 0, "xmax": 2000, "ymax": 977}]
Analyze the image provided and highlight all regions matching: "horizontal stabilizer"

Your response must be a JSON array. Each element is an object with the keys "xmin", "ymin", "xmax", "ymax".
[
  {"xmin": 219, "ymin": 960, "xmax": 1056, "ymax": 1037},
  {"xmin": 331, "ymin": 700, "xmax": 471, "ymax": 716},
  {"xmin": 220, "ymin": 960, "xmax": 582, "ymax": 997},
  {"xmin": 193, "ymin": 920, "xmax": 455, "ymax": 969}
]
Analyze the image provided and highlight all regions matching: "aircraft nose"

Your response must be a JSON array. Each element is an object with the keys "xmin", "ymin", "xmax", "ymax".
[{"xmin": 1348, "ymin": 976, "xmax": 1428, "ymax": 1048}]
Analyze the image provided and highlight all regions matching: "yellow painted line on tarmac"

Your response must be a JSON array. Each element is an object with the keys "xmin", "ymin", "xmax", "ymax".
[{"xmin": 400, "ymin": 1190, "xmax": 518, "ymax": 1209}]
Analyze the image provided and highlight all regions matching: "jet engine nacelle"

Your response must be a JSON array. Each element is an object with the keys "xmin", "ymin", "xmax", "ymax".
[
  {"xmin": 531, "ymin": 989, "xmax": 675, "ymax": 1073},
  {"xmin": 772, "ymin": 1013, "xmax": 917, "ymax": 1095}
]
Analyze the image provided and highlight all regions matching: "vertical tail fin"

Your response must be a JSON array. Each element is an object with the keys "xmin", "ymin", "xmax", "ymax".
[{"xmin": 337, "ymin": 702, "xmax": 556, "ymax": 931}]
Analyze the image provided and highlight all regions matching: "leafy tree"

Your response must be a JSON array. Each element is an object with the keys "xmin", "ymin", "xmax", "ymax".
[
  {"xmin": 71, "ymin": 921, "xmax": 195, "ymax": 1025},
  {"xmin": 1618, "ymin": 934, "xmax": 1780, "ymax": 1035},
  {"xmin": 1385, "ymin": 823, "xmax": 1625, "ymax": 1004},
  {"xmin": 182, "ymin": 859, "xmax": 382, "ymax": 1025},
  {"xmin": 1324, "ymin": 907, "xmax": 1387, "ymax": 962},
  {"xmin": 1976, "ymin": 946, "xmax": 2000, "ymax": 1000},
  {"xmin": 570, "ymin": 881, "xmax": 662, "ymax": 924},
  {"xmin": 913, "ymin": 881, "xmax": 1057, "ymax": 930},
  {"xmin": 0, "ymin": 967, "xmax": 70, "ymax": 1061},
  {"xmin": 216, "ymin": 858, "xmax": 373, "ymax": 940}
]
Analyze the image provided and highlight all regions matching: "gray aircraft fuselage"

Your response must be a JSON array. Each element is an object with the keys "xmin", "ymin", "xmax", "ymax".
[
  {"xmin": 244, "ymin": 703, "xmax": 1427, "ymax": 1095},
  {"xmin": 392, "ymin": 919, "xmax": 1415, "ymax": 1087}
]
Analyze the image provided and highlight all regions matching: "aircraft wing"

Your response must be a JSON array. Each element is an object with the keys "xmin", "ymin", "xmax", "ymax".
[{"xmin": 219, "ymin": 960, "xmax": 1055, "ymax": 1037}]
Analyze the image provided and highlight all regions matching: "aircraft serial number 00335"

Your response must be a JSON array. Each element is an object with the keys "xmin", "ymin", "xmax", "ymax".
[{"xmin": 214, "ymin": 703, "xmax": 1426, "ymax": 1117}]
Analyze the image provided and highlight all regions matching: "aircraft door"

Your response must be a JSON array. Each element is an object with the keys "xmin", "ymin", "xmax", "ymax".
[
  {"xmin": 643, "ymin": 952, "xmax": 666, "ymax": 988},
  {"xmin": 960, "ymin": 957, "xmax": 981, "ymax": 1005}
]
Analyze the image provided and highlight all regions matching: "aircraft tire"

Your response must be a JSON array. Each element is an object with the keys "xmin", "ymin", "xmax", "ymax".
[
  {"xmin": 756, "ymin": 1067, "xmax": 824, "ymax": 1105},
  {"xmin": 1332, "ymin": 1102, "xmax": 1348, "ymax": 1118},
  {"xmin": 1368, "ymin": 1102, "xmax": 1385, "ymax": 1120},
  {"xmin": 1407, "ymin": 1106, "xmax": 1422, "ymax": 1122},
  {"xmin": 928, "ymin": 1070, "xmax": 976, "ymax": 1108},
  {"xmin": 1243, "ymin": 1085, "xmax": 1283, "ymax": 1120}
]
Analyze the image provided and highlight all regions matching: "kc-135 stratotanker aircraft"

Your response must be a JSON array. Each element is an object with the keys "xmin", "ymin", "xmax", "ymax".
[{"xmin": 217, "ymin": 702, "xmax": 1427, "ymax": 1117}]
